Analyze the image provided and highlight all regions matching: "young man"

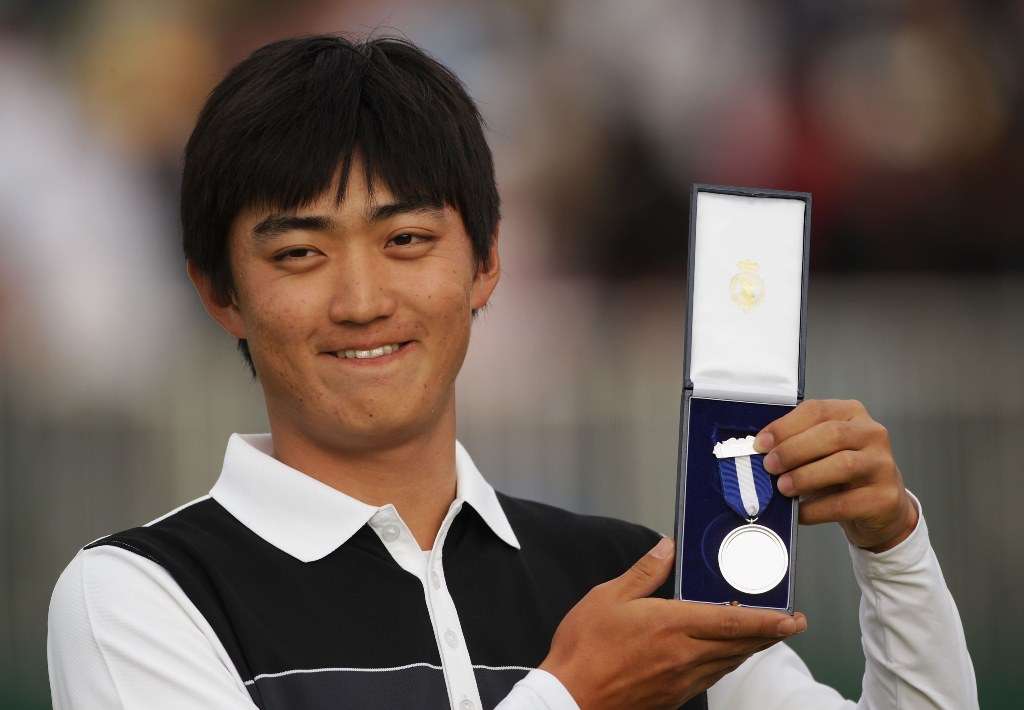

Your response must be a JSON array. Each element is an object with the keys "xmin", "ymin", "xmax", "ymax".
[{"xmin": 47, "ymin": 35, "xmax": 976, "ymax": 709}]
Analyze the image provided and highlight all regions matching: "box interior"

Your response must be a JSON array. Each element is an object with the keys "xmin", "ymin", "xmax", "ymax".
[{"xmin": 678, "ymin": 396, "xmax": 796, "ymax": 610}]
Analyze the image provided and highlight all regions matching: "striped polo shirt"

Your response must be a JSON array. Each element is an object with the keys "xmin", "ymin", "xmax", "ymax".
[{"xmin": 78, "ymin": 434, "xmax": 706, "ymax": 709}]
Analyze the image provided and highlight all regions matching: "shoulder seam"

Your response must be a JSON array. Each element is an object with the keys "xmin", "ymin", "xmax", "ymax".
[
  {"xmin": 89, "ymin": 539, "xmax": 166, "ymax": 569},
  {"xmin": 83, "ymin": 496, "xmax": 216, "ymax": 552},
  {"xmin": 79, "ymin": 552, "xmax": 128, "ymax": 709}
]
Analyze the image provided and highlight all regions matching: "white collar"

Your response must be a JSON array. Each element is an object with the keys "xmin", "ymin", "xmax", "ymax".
[{"xmin": 209, "ymin": 433, "xmax": 521, "ymax": 562}]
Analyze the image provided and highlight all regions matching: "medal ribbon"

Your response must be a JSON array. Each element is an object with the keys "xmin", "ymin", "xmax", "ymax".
[{"xmin": 714, "ymin": 437, "xmax": 773, "ymax": 519}]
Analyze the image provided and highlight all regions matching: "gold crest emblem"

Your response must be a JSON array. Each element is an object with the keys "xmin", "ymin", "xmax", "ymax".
[{"xmin": 729, "ymin": 260, "xmax": 764, "ymax": 311}]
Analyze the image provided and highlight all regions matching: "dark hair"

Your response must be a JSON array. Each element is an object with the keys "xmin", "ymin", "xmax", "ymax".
[{"xmin": 181, "ymin": 34, "xmax": 501, "ymax": 377}]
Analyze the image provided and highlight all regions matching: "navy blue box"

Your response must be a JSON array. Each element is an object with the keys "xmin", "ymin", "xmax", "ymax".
[{"xmin": 672, "ymin": 185, "xmax": 811, "ymax": 613}]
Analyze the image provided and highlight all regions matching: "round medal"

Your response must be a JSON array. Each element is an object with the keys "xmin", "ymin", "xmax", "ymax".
[{"xmin": 717, "ymin": 523, "xmax": 789, "ymax": 595}]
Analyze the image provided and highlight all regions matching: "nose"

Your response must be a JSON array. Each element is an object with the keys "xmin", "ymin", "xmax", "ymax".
[{"xmin": 327, "ymin": 249, "xmax": 398, "ymax": 325}]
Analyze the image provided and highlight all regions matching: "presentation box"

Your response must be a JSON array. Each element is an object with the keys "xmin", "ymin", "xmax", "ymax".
[{"xmin": 672, "ymin": 184, "xmax": 811, "ymax": 613}]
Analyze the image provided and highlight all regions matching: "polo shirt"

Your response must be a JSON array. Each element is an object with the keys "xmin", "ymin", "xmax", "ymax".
[
  {"xmin": 47, "ymin": 434, "xmax": 703, "ymax": 709},
  {"xmin": 48, "ymin": 434, "xmax": 978, "ymax": 709}
]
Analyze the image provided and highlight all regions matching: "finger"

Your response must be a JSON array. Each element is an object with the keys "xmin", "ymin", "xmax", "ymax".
[
  {"xmin": 694, "ymin": 634, "xmax": 787, "ymax": 662},
  {"xmin": 799, "ymin": 486, "xmax": 891, "ymax": 525},
  {"xmin": 754, "ymin": 399, "xmax": 866, "ymax": 452},
  {"xmin": 763, "ymin": 418, "xmax": 877, "ymax": 475},
  {"xmin": 703, "ymin": 640, "xmax": 777, "ymax": 670},
  {"xmin": 684, "ymin": 606, "xmax": 806, "ymax": 641},
  {"xmin": 605, "ymin": 537, "xmax": 674, "ymax": 601},
  {"xmin": 776, "ymin": 449, "xmax": 881, "ymax": 497}
]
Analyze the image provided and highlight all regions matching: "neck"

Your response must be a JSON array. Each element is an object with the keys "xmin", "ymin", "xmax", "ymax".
[{"xmin": 266, "ymin": 401, "xmax": 459, "ymax": 552}]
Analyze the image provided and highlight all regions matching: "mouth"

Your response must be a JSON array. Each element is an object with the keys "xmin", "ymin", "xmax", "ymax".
[{"xmin": 321, "ymin": 341, "xmax": 415, "ymax": 366}]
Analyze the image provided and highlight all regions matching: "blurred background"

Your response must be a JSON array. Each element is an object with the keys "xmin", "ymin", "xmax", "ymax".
[{"xmin": 1, "ymin": 0, "xmax": 1021, "ymax": 707}]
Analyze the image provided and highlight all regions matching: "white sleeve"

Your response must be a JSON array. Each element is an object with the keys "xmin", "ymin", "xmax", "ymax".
[
  {"xmin": 709, "ymin": 493, "xmax": 978, "ymax": 709},
  {"xmin": 494, "ymin": 669, "xmax": 579, "ymax": 710},
  {"xmin": 47, "ymin": 545, "xmax": 259, "ymax": 710}
]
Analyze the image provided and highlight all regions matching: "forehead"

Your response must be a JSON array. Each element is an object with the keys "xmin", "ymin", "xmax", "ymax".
[{"xmin": 328, "ymin": 155, "xmax": 394, "ymax": 207}]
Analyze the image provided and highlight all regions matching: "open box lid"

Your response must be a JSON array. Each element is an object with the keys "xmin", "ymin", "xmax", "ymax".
[{"xmin": 684, "ymin": 185, "xmax": 811, "ymax": 404}]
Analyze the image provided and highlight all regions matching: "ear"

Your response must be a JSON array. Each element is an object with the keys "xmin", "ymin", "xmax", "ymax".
[
  {"xmin": 469, "ymin": 225, "xmax": 501, "ymax": 311},
  {"xmin": 186, "ymin": 260, "xmax": 247, "ymax": 340}
]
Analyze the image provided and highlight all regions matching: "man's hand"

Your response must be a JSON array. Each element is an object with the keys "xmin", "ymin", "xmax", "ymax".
[
  {"xmin": 539, "ymin": 538, "xmax": 807, "ymax": 709},
  {"xmin": 754, "ymin": 398, "xmax": 918, "ymax": 553}
]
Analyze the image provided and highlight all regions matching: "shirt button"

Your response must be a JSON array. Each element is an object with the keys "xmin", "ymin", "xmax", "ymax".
[
  {"xmin": 430, "ymin": 570, "xmax": 442, "ymax": 590},
  {"xmin": 379, "ymin": 524, "xmax": 401, "ymax": 543},
  {"xmin": 444, "ymin": 628, "xmax": 459, "ymax": 648},
  {"xmin": 459, "ymin": 698, "xmax": 474, "ymax": 710}
]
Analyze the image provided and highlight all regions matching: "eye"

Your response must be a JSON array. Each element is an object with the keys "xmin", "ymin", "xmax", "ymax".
[
  {"xmin": 387, "ymin": 233, "xmax": 432, "ymax": 248},
  {"xmin": 272, "ymin": 247, "xmax": 320, "ymax": 261}
]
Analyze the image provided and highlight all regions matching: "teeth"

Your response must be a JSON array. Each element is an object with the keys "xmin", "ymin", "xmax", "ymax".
[{"xmin": 337, "ymin": 343, "xmax": 402, "ymax": 359}]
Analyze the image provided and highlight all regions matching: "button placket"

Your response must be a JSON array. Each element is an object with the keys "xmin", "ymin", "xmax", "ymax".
[
  {"xmin": 424, "ymin": 502, "xmax": 482, "ymax": 710},
  {"xmin": 379, "ymin": 523, "xmax": 401, "ymax": 543},
  {"xmin": 370, "ymin": 507, "xmax": 430, "ymax": 582}
]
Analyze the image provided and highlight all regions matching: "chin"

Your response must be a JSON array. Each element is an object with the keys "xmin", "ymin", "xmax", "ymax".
[{"xmin": 310, "ymin": 406, "xmax": 432, "ymax": 449}]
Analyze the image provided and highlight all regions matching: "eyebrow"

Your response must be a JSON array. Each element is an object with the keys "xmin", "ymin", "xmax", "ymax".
[
  {"xmin": 252, "ymin": 215, "xmax": 334, "ymax": 242},
  {"xmin": 368, "ymin": 197, "xmax": 445, "ymax": 222},
  {"xmin": 251, "ymin": 198, "xmax": 446, "ymax": 242}
]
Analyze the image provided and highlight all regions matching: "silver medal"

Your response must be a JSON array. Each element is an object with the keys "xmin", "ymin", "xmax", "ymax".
[{"xmin": 717, "ymin": 522, "xmax": 788, "ymax": 594}]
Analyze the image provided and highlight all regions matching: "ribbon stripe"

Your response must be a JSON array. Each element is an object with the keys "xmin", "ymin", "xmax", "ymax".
[{"xmin": 719, "ymin": 453, "xmax": 772, "ymax": 519}]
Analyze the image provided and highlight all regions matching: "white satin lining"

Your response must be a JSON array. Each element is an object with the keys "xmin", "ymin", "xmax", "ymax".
[{"xmin": 689, "ymin": 191, "xmax": 805, "ymax": 404}]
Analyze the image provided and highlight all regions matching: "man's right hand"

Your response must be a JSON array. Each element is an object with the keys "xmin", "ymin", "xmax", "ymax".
[{"xmin": 538, "ymin": 537, "xmax": 807, "ymax": 709}]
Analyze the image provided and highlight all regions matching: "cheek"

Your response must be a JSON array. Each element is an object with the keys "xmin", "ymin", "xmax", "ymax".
[
  {"xmin": 415, "ymin": 270, "xmax": 474, "ymax": 362},
  {"xmin": 244, "ymin": 287, "xmax": 317, "ymax": 371}
]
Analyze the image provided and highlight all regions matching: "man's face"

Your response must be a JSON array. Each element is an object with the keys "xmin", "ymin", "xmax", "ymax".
[{"xmin": 201, "ymin": 157, "xmax": 499, "ymax": 451}]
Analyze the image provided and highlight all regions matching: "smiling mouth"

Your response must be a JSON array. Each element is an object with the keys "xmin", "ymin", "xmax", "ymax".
[{"xmin": 327, "ymin": 341, "xmax": 413, "ymax": 360}]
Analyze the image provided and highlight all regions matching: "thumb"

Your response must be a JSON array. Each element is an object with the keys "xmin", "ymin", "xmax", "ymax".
[{"xmin": 609, "ymin": 537, "xmax": 674, "ymax": 600}]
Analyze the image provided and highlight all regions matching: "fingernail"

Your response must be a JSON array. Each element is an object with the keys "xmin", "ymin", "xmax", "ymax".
[
  {"xmin": 776, "ymin": 617, "xmax": 797, "ymax": 636},
  {"xmin": 777, "ymin": 474, "xmax": 793, "ymax": 496},
  {"xmin": 764, "ymin": 451, "xmax": 780, "ymax": 473},
  {"xmin": 794, "ymin": 615, "xmax": 808, "ymax": 633},
  {"xmin": 754, "ymin": 431, "xmax": 774, "ymax": 452},
  {"xmin": 650, "ymin": 537, "xmax": 673, "ymax": 559}
]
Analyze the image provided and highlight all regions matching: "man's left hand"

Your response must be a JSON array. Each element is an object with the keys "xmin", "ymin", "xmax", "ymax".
[{"xmin": 754, "ymin": 399, "xmax": 918, "ymax": 553}]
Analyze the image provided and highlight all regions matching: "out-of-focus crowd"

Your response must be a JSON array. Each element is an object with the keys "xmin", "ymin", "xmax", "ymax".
[
  {"xmin": 2, "ymin": 0, "xmax": 1022, "ymax": 405},
  {"xmin": 1, "ymin": 1, "xmax": 1021, "ymax": 708}
]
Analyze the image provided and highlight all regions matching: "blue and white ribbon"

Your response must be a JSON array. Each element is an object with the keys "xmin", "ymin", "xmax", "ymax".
[{"xmin": 713, "ymin": 436, "xmax": 772, "ymax": 520}]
